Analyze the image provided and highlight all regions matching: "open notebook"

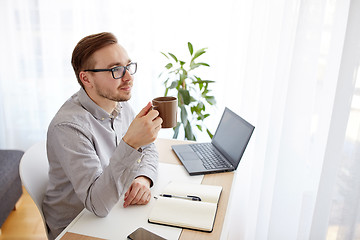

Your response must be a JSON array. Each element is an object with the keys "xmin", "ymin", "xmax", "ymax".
[{"xmin": 148, "ymin": 182, "xmax": 222, "ymax": 232}]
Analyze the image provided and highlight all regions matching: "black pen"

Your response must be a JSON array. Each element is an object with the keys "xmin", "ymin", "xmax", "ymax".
[{"xmin": 159, "ymin": 194, "xmax": 201, "ymax": 201}]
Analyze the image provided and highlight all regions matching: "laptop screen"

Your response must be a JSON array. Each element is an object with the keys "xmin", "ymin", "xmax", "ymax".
[{"xmin": 211, "ymin": 108, "xmax": 255, "ymax": 168}]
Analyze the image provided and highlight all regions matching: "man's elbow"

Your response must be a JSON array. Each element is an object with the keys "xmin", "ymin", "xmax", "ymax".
[
  {"xmin": 94, "ymin": 212, "xmax": 109, "ymax": 218},
  {"xmin": 89, "ymin": 205, "xmax": 110, "ymax": 218}
]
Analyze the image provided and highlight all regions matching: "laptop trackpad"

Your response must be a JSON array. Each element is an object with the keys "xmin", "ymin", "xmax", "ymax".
[{"xmin": 180, "ymin": 152, "xmax": 199, "ymax": 161}]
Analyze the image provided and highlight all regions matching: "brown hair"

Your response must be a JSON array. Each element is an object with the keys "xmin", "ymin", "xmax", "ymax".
[{"xmin": 71, "ymin": 32, "xmax": 118, "ymax": 88}]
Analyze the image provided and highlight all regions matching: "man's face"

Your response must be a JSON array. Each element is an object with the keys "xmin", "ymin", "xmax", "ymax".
[{"xmin": 88, "ymin": 43, "xmax": 133, "ymax": 102}]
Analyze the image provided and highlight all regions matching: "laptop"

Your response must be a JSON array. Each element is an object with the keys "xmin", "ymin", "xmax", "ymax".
[{"xmin": 172, "ymin": 107, "xmax": 255, "ymax": 175}]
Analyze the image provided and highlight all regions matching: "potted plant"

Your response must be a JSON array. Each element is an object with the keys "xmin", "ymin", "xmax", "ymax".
[{"xmin": 159, "ymin": 42, "xmax": 216, "ymax": 140}]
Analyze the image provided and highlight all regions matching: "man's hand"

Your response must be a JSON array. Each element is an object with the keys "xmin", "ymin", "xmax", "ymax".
[
  {"xmin": 123, "ymin": 176, "xmax": 152, "ymax": 208},
  {"xmin": 123, "ymin": 102, "xmax": 162, "ymax": 150}
]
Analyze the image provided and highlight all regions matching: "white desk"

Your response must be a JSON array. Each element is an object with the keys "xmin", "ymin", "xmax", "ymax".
[{"xmin": 57, "ymin": 138, "xmax": 234, "ymax": 240}]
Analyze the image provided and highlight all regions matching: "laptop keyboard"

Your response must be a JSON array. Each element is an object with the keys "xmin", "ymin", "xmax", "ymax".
[{"xmin": 190, "ymin": 143, "xmax": 232, "ymax": 170}]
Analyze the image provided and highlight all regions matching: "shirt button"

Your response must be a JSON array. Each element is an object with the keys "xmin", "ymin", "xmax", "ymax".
[
  {"xmin": 137, "ymin": 159, "xmax": 141, "ymax": 164},
  {"xmin": 101, "ymin": 117, "xmax": 105, "ymax": 120}
]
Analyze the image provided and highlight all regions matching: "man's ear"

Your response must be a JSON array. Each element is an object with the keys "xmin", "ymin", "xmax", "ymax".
[{"xmin": 79, "ymin": 71, "xmax": 93, "ymax": 89}]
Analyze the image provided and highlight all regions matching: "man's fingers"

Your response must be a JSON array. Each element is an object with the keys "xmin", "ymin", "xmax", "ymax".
[
  {"xmin": 153, "ymin": 116, "xmax": 163, "ymax": 126},
  {"xmin": 130, "ymin": 189, "xmax": 146, "ymax": 205},
  {"xmin": 123, "ymin": 186, "xmax": 139, "ymax": 208},
  {"xmin": 124, "ymin": 185, "xmax": 131, "ymax": 201},
  {"xmin": 131, "ymin": 189, "xmax": 151, "ymax": 205},
  {"xmin": 141, "ymin": 111, "xmax": 162, "ymax": 130},
  {"xmin": 136, "ymin": 102, "xmax": 152, "ymax": 118},
  {"xmin": 145, "ymin": 109, "xmax": 160, "ymax": 121},
  {"xmin": 123, "ymin": 178, "xmax": 152, "ymax": 208}
]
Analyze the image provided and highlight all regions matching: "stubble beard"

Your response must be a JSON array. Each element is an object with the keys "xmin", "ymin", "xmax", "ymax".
[{"xmin": 95, "ymin": 83, "xmax": 132, "ymax": 102}]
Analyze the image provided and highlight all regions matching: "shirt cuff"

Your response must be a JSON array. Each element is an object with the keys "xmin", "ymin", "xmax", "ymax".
[
  {"xmin": 111, "ymin": 139, "xmax": 143, "ymax": 168},
  {"xmin": 135, "ymin": 164, "xmax": 157, "ymax": 188}
]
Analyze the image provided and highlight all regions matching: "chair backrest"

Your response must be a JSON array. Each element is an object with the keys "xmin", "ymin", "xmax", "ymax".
[{"xmin": 19, "ymin": 141, "xmax": 49, "ymax": 237}]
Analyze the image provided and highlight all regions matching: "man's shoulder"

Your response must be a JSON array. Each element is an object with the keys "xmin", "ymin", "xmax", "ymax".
[{"xmin": 49, "ymin": 93, "xmax": 90, "ymax": 130}]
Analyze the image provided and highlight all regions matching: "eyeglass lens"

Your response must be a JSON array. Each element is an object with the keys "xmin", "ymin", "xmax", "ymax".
[{"xmin": 113, "ymin": 63, "xmax": 136, "ymax": 79}]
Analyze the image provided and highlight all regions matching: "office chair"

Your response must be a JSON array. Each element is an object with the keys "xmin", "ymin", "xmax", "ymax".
[{"xmin": 19, "ymin": 141, "xmax": 49, "ymax": 239}]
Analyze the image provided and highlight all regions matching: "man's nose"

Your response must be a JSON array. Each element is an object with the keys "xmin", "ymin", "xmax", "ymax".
[{"xmin": 122, "ymin": 69, "xmax": 132, "ymax": 81}]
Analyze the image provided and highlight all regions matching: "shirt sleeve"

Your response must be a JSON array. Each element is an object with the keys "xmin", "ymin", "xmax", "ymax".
[
  {"xmin": 124, "ymin": 103, "xmax": 159, "ymax": 187},
  {"xmin": 136, "ymin": 142, "xmax": 159, "ymax": 187},
  {"xmin": 48, "ymin": 122, "xmax": 144, "ymax": 218}
]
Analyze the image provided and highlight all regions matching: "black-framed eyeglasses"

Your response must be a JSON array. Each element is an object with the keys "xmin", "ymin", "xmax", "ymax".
[{"xmin": 84, "ymin": 62, "xmax": 137, "ymax": 79}]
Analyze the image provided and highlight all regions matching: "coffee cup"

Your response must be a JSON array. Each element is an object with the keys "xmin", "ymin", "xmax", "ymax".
[{"xmin": 152, "ymin": 96, "xmax": 177, "ymax": 128}]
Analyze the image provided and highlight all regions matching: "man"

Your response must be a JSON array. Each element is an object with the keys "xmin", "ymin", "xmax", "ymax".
[{"xmin": 42, "ymin": 32, "xmax": 162, "ymax": 239}]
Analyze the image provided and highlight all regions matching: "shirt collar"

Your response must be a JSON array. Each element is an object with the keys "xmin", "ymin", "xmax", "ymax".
[{"xmin": 78, "ymin": 88, "xmax": 122, "ymax": 121}]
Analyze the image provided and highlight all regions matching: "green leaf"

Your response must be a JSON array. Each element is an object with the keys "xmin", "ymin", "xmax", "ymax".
[
  {"xmin": 179, "ymin": 89, "xmax": 191, "ymax": 105},
  {"xmin": 179, "ymin": 61, "xmax": 186, "ymax": 66},
  {"xmin": 184, "ymin": 120, "xmax": 195, "ymax": 140},
  {"xmin": 205, "ymin": 96, "xmax": 216, "ymax": 105},
  {"xmin": 198, "ymin": 62, "xmax": 210, "ymax": 67},
  {"xmin": 190, "ymin": 96, "xmax": 196, "ymax": 103},
  {"xmin": 169, "ymin": 80, "xmax": 178, "ymax": 89},
  {"xmin": 193, "ymin": 80, "xmax": 215, "ymax": 87},
  {"xmin": 190, "ymin": 62, "xmax": 210, "ymax": 71},
  {"xmin": 196, "ymin": 124, "xmax": 202, "ymax": 131},
  {"xmin": 188, "ymin": 42, "xmax": 193, "ymax": 55},
  {"xmin": 172, "ymin": 122, "xmax": 181, "ymax": 139},
  {"xmin": 180, "ymin": 68, "xmax": 188, "ymax": 78},
  {"xmin": 206, "ymin": 128, "xmax": 214, "ymax": 139},
  {"xmin": 189, "ymin": 63, "xmax": 201, "ymax": 70},
  {"xmin": 168, "ymin": 52, "xmax": 178, "ymax": 62},
  {"xmin": 163, "ymin": 77, "xmax": 169, "ymax": 86},
  {"xmin": 180, "ymin": 73, "xmax": 186, "ymax": 85},
  {"xmin": 204, "ymin": 82, "xmax": 209, "ymax": 91},
  {"xmin": 192, "ymin": 48, "xmax": 207, "ymax": 62},
  {"xmin": 202, "ymin": 80, "xmax": 215, "ymax": 83},
  {"xmin": 193, "ymin": 75, "xmax": 201, "ymax": 81},
  {"xmin": 202, "ymin": 89, "xmax": 209, "ymax": 97},
  {"xmin": 165, "ymin": 63, "xmax": 173, "ymax": 69},
  {"xmin": 197, "ymin": 102, "xmax": 204, "ymax": 110},
  {"xmin": 180, "ymin": 106, "xmax": 188, "ymax": 126},
  {"xmin": 161, "ymin": 52, "xmax": 169, "ymax": 59},
  {"xmin": 199, "ymin": 82, "xmax": 203, "ymax": 90}
]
